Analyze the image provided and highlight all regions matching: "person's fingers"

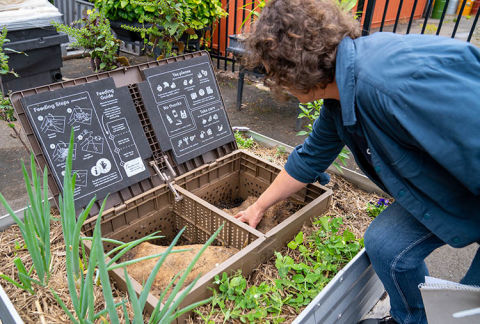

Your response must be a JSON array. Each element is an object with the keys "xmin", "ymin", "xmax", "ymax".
[
  {"xmin": 238, "ymin": 216, "xmax": 249, "ymax": 224},
  {"xmin": 234, "ymin": 211, "xmax": 244, "ymax": 219}
]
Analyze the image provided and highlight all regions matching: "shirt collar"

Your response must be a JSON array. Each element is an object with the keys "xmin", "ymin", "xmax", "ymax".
[{"xmin": 335, "ymin": 36, "xmax": 357, "ymax": 126}]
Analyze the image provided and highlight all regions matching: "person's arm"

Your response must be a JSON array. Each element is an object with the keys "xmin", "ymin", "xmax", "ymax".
[
  {"xmin": 235, "ymin": 101, "xmax": 345, "ymax": 228},
  {"xmin": 234, "ymin": 169, "xmax": 307, "ymax": 228}
]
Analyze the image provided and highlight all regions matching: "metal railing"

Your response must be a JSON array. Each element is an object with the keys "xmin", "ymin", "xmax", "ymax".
[
  {"xmin": 211, "ymin": 0, "xmax": 479, "ymax": 71},
  {"xmin": 52, "ymin": 0, "xmax": 479, "ymax": 71}
]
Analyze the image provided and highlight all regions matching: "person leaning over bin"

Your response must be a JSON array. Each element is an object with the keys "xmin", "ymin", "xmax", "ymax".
[{"xmin": 234, "ymin": 0, "xmax": 480, "ymax": 323}]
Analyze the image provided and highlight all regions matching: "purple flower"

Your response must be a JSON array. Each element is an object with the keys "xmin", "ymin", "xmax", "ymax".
[{"xmin": 376, "ymin": 198, "xmax": 390, "ymax": 207}]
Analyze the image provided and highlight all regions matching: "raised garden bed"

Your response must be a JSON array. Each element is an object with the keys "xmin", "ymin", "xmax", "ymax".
[{"xmin": 0, "ymin": 53, "xmax": 384, "ymax": 323}]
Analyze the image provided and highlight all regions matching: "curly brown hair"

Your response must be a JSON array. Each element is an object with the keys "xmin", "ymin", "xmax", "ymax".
[{"xmin": 244, "ymin": 0, "xmax": 360, "ymax": 92}]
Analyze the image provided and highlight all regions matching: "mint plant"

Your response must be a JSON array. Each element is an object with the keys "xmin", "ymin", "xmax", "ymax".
[{"xmin": 297, "ymin": 99, "xmax": 350, "ymax": 172}]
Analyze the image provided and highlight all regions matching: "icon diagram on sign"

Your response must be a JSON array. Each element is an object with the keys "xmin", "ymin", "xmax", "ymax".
[
  {"xmin": 190, "ymin": 135, "xmax": 196, "ymax": 142},
  {"xmin": 180, "ymin": 110, "xmax": 187, "ymax": 119},
  {"xmin": 91, "ymin": 158, "xmax": 111, "ymax": 176},
  {"xmin": 201, "ymin": 69, "xmax": 208, "ymax": 77},
  {"xmin": 80, "ymin": 131, "xmax": 104, "ymax": 154},
  {"xmin": 218, "ymin": 125, "xmax": 223, "ymax": 132},
  {"xmin": 202, "ymin": 119, "xmax": 207, "ymax": 125},
  {"xmin": 172, "ymin": 110, "xmax": 178, "ymax": 118},
  {"xmin": 68, "ymin": 107, "xmax": 92, "ymax": 126},
  {"xmin": 207, "ymin": 128, "xmax": 212, "ymax": 136},
  {"xmin": 178, "ymin": 139, "xmax": 183, "ymax": 147},
  {"xmin": 200, "ymin": 131, "xmax": 206, "ymax": 139},
  {"xmin": 190, "ymin": 93, "xmax": 197, "ymax": 100},
  {"xmin": 208, "ymin": 115, "xmax": 212, "ymax": 122},
  {"xmin": 73, "ymin": 170, "xmax": 88, "ymax": 187},
  {"xmin": 213, "ymin": 113, "xmax": 218, "ymax": 120},
  {"xmin": 199, "ymin": 89, "xmax": 205, "ymax": 97},
  {"xmin": 171, "ymin": 82, "xmax": 176, "ymax": 89},
  {"xmin": 163, "ymin": 82, "xmax": 170, "ymax": 88},
  {"xmin": 183, "ymin": 137, "xmax": 189, "ymax": 145},
  {"xmin": 157, "ymin": 85, "xmax": 163, "ymax": 92},
  {"xmin": 206, "ymin": 86, "xmax": 213, "ymax": 94},
  {"xmin": 189, "ymin": 79, "xmax": 193, "ymax": 85},
  {"xmin": 183, "ymin": 80, "xmax": 188, "ymax": 86},
  {"xmin": 53, "ymin": 142, "xmax": 76, "ymax": 162},
  {"xmin": 166, "ymin": 115, "xmax": 173, "ymax": 124},
  {"xmin": 197, "ymin": 72, "xmax": 202, "ymax": 78},
  {"xmin": 40, "ymin": 114, "xmax": 65, "ymax": 134}
]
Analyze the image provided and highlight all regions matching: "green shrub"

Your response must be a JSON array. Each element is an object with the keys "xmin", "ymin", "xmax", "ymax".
[{"xmin": 53, "ymin": 9, "xmax": 120, "ymax": 72}]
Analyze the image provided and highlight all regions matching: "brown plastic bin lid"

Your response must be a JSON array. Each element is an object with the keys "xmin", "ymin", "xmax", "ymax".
[{"xmin": 10, "ymin": 51, "xmax": 237, "ymax": 215}]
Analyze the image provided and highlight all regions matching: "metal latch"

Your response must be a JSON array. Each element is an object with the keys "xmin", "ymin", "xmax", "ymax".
[{"xmin": 149, "ymin": 158, "xmax": 183, "ymax": 202}]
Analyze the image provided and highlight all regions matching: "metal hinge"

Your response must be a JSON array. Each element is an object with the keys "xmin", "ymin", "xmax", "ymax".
[{"xmin": 149, "ymin": 156, "xmax": 183, "ymax": 202}]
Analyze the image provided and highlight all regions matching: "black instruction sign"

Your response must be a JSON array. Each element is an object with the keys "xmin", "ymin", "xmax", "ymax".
[
  {"xmin": 139, "ymin": 55, "xmax": 234, "ymax": 163},
  {"xmin": 22, "ymin": 78, "xmax": 152, "ymax": 208}
]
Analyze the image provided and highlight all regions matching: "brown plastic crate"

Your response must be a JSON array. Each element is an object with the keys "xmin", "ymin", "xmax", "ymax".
[
  {"xmin": 174, "ymin": 150, "xmax": 333, "ymax": 255},
  {"xmin": 9, "ymin": 51, "xmax": 237, "ymax": 215},
  {"xmin": 81, "ymin": 183, "xmax": 265, "ymax": 322}
]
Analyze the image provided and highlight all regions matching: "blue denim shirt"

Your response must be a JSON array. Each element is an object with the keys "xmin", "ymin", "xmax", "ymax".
[{"xmin": 285, "ymin": 33, "xmax": 480, "ymax": 247}]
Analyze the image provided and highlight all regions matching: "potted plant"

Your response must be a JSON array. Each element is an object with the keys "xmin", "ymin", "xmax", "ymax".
[
  {"xmin": 53, "ymin": 8, "xmax": 125, "ymax": 72},
  {"xmin": 97, "ymin": 0, "xmax": 227, "ymax": 59}
]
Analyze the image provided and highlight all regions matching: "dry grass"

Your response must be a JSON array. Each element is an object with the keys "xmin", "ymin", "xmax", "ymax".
[{"xmin": 0, "ymin": 214, "xmax": 134, "ymax": 323}]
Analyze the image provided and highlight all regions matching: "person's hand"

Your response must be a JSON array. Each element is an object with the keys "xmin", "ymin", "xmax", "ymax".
[{"xmin": 234, "ymin": 202, "xmax": 265, "ymax": 229}]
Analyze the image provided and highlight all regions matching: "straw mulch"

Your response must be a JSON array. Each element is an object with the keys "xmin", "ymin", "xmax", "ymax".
[
  {"xmin": 0, "ymin": 144, "xmax": 386, "ymax": 323},
  {"xmin": 0, "ymin": 217, "xmax": 134, "ymax": 323},
  {"xmin": 187, "ymin": 145, "xmax": 388, "ymax": 323}
]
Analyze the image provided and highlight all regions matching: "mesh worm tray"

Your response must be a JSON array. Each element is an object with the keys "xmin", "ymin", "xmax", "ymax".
[
  {"xmin": 174, "ymin": 150, "xmax": 333, "ymax": 256},
  {"xmin": 81, "ymin": 184, "xmax": 265, "ymax": 321}
]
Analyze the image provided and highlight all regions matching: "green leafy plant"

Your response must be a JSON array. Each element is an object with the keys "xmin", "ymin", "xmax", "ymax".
[
  {"xmin": 366, "ymin": 198, "xmax": 390, "ymax": 218},
  {"xmin": 297, "ymin": 100, "xmax": 349, "ymax": 172},
  {"xmin": 53, "ymin": 9, "xmax": 120, "ymax": 72},
  {"xmin": 234, "ymin": 130, "xmax": 255, "ymax": 149},
  {"xmin": 95, "ymin": 0, "xmax": 156, "ymax": 22},
  {"xmin": 0, "ymin": 154, "xmax": 52, "ymax": 294},
  {"xmin": 0, "ymin": 26, "xmax": 19, "ymax": 78},
  {"xmin": 119, "ymin": 0, "xmax": 226, "ymax": 58},
  {"xmin": 199, "ymin": 216, "xmax": 363, "ymax": 323}
]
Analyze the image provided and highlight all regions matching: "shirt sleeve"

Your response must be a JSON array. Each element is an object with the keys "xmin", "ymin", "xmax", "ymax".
[{"xmin": 285, "ymin": 103, "xmax": 345, "ymax": 184}]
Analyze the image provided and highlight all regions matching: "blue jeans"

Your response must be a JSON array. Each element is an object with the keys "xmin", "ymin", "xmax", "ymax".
[{"xmin": 364, "ymin": 202, "xmax": 480, "ymax": 324}]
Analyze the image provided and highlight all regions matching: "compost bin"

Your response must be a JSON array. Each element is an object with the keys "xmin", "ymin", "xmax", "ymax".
[{"xmin": 0, "ymin": 0, "xmax": 68, "ymax": 94}]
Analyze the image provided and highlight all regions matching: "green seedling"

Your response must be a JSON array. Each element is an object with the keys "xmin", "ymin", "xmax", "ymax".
[
  {"xmin": 199, "ymin": 216, "xmax": 363, "ymax": 323},
  {"xmin": 297, "ymin": 100, "xmax": 350, "ymax": 172},
  {"xmin": 0, "ymin": 154, "xmax": 53, "ymax": 293}
]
